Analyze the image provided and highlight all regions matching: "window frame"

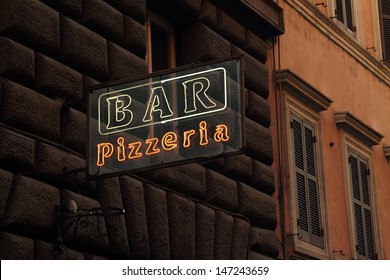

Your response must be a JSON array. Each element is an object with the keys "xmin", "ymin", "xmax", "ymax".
[
  {"xmin": 146, "ymin": 10, "xmax": 176, "ymax": 73},
  {"xmin": 145, "ymin": 10, "xmax": 177, "ymax": 139},
  {"xmin": 285, "ymin": 97, "xmax": 330, "ymax": 259},
  {"xmin": 277, "ymin": 70, "xmax": 333, "ymax": 259},
  {"xmin": 378, "ymin": 0, "xmax": 390, "ymax": 66},
  {"xmin": 334, "ymin": 0, "xmax": 356, "ymax": 36},
  {"xmin": 340, "ymin": 133, "xmax": 382, "ymax": 260}
]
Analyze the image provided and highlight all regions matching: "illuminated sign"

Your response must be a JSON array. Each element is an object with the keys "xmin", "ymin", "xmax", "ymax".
[{"xmin": 87, "ymin": 57, "xmax": 244, "ymax": 178}]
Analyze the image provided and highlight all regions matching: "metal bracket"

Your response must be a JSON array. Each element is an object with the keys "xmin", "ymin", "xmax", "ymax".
[{"xmin": 52, "ymin": 200, "xmax": 125, "ymax": 257}]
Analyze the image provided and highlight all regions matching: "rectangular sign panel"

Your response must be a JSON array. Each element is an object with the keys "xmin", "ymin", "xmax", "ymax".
[{"xmin": 87, "ymin": 57, "xmax": 244, "ymax": 178}]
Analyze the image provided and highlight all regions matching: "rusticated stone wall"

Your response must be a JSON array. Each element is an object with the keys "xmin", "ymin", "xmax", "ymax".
[{"xmin": 0, "ymin": 0, "xmax": 278, "ymax": 259}]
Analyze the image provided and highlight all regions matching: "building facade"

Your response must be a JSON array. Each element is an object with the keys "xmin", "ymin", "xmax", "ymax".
[
  {"xmin": 0, "ymin": 0, "xmax": 284, "ymax": 259},
  {"xmin": 273, "ymin": 0, "xmax": 390, "ymax": 259}
]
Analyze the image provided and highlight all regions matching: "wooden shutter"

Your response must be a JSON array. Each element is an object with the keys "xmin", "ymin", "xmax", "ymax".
[
  {"xmin": 335, "ymin": 0, "xmax": 344, "ymax": 24},
  {"xmin": 291, "ymin": 116, "xmax": 324, "ymax": 248},
  {"xmin": 345, "ymin": 0, "xmax": 354, "ymax": 31},
  {"xmin": 379, "ymin": 0, "xmax": 390, "ymax": 65},
  {"xmin": 349, "ymin": 152, "xmax": 376, "ymax": 259},
  {"xmin": 335, "ymin": 0, "xmax": 356, "ymax": 33}
]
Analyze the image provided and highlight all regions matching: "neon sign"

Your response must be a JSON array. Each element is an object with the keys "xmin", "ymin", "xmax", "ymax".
[{"xmin": 88, "ymin": 57, "xmax": 244, "ymax": 178}]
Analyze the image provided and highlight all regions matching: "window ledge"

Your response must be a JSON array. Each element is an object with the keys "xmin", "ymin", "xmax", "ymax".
[
  {"xmin": 383, "ymin": 146, "xmax": 390, "ymax": 160},
  {"xmin": 277, "ymin": 69, "xmax": 333, "ymax": 112},
  {"xmin": 334, "ymin": 112, "xmax": 383, "ymax": 146},
  {"xmin": 285, "ymin": 0, "xmax": 390, "ymax": 86}
]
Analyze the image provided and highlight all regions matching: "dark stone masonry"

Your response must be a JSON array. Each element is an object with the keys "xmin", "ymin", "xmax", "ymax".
[{"xmin": 0, "ymin": 0, "xmax": 283, "ymax": 259}]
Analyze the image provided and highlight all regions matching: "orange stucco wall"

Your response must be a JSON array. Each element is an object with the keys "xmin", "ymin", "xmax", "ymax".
[{"xmin": 271, "ymin": 1, "xmax": 390, "ymax": 259}]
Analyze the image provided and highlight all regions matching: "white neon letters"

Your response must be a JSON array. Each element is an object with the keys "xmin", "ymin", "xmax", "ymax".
[
  {"xmin": 98, "ymin": 67, "xmax": 227, "ymax": 135},
  {"xmin": 142, "ymin": 86, "xmax": 174, "ymax": 122},
  {"xmin": 182, "ymin": 77, "xmax": 216, "ymax": 113},
  {"xmin": 106, "ymin": 95, "xmax": 133, "ymax": 130}
]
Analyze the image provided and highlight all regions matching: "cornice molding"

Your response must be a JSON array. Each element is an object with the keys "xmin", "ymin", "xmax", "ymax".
[
  {"xmin": 284, "ymin": 0, "xmax": 390, "ymax": 86},
  {"xmin": 210, "ymin": 0, "xmax": 284, "ymax": 38},
  {"xmin": 276, "ymin": 69, "xmax": 333, "ymax": 112},
  {"xmin": 334, "ymin": 112, "xmax": 383, "ymax": 146}
]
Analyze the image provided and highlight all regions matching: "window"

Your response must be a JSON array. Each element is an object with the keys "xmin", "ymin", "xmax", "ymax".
[
  {"xmin": 146, "ymin": 11, "xmax": 176, "ymax": 72},
  {"xmin": 379, "ymin": 0, "xmax": 390, "ymax": 66},
  {"xmin": 290, "ymin": 113, "xmax": 324, "ymax": 249},
  {"xmin": 145, "ymin": 11, "xmax": 177, "ymax": 139},
  {"xmin": 277, "ymin": 69, "xmax": 333, "ymax": 259},
  {"xmin": 335, "ymin": 112, "xmax": 383, "ymax": 260},
  {"xmin": 334, "ymin": 0, "xmax": 356, "ymax": 35},
  {"xmin": 347, "ymin": 149, "xmax": 376, "ymax": 259}
]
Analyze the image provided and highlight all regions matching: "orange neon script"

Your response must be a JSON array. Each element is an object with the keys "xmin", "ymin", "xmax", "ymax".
[{"xmin": 96, "ymin": 120, "xmax": 230, "ymax": 167}]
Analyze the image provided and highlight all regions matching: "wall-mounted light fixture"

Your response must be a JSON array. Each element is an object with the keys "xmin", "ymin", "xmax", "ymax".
[{"xmin": 53, "ymin": 200, "xmax": 125, "ymax": 257}]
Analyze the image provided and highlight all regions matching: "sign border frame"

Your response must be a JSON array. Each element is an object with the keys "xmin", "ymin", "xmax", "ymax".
[{"xmin": 86, "ymin": 55, "xmax": 246, "ymax": 179}]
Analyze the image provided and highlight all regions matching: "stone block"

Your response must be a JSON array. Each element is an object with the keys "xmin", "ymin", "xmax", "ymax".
[
  {"xmin": 120, "ymin": 176, "xmax": 150, "ymax": 258},
  {"xmin": 0, "ymin": 79, "xmax": 61, "ymax": 141},
  {"xmin": 247, "ymin": 90, "xmax": 270, "ymax": 127},
  {"xmin": 231, "ymin": 46, "xmax": 269, "ymax": 97},
  {"xmin": 96, "ymin": 176, "xmax": 129, "ymax": 258},
  {"xmin": 245, "ymin": 118, "xmax": 273, "ymax": 165},
  {"xmin": 103, "ymin": 0, "xmax": 145, "ymax": 23},
  {"xmin": 151, "ymin": 163, "xmax": 206, "ymax": 199},
  {"xmin": 195, "ymin": 203, "xmax": 215, "ymax": 259},
  {"xmin": 250, "ymin": 227, "xmax": 279, "ymax": 258},
  {"xmin": 144, "ymin": 184, "xmax": 170, "ymax": 259},
  {"xmin": 0, "ymin": 169, "xmax": 13, "ymax": 221},
  {"xmin": 0, "ymin": 231, "xmax": 34, "ymax": 259},
  {"xmin": 167, "ymin": 193, "xmax": 196, "ymax": 259},
  {"xmin": 238, "ymin": 183, "xmax": 276, "ymax": 228},
  {"xmin": 244, "ymin": 30, "xmax": 267, "ymax": 64},
  {"xmin": 182, "ymin": 22, "xmax": 230, "ymax": 63},
  {"xmin": 2, "ymin": 175, "xmax": 60, "ymax": 236},
  {"xmin": 148, "ymin": 0, "xmax": 201, "ymax": 23},
  {"xmin": 214, "ymin": 210, "xmax": 234, "ymax": 259},
  {"xmin": 82, "ymin": 0, "xmax": 123, "ymax": 43},
  {"xmin": 60, "ymin": 108, "xmax": 87, "ymax": 154},
  {"xmin": 0, "ymin": 36, "xmax": 34, "ymax": 86},
  {"xmin": 206, "ymin": 169, "xmax": 238, "ymax": 211},
  {"xmin": 252, "ymin": 159, "xmax": 275, "ymax": 195},
  {"xmin": 217, "ymin": 10, "xmax": 245, "ymax": 46},
  {"xmin": 224, "ymin": 154, "xmax": 252, "ymax": 183},
  {"xmin": 60, "ymin": 16, "xmax": 107, "ymax": 80},
  {"xmin": 108, "ymin": 41, "xmax": 147, "ymax": 80},
  {"xmin": 202, "ymin": 158, "xmax": 225, "ymax": 173},
  {"xmin": 198, "ymin": 0, "xmax": 217, "ymax": 29},
  {"xmin": 123, "ymin": 16, "xmax": 146, "ymax": 58},
  {"xmin": 172, "ymin": 0, "xmax": 202, "ymax": 18},
  {"xmin": 0, "ymin": 127, "xmax": 35, "ymax": 172},
  {"xmin": 0, "ymin": 0, "xmax": 59, "ymax": 54},
  {"xmin": 35, "ymin": 143, "xmax": 93, "ymax": 192},
  {"xmin": 231, "ymin": 217, "xmax": 251, "ymax": 259},
  {"xmin": 34, "ymin": 239, "xmax": 84, "ymax": 259},
  {"xmin": 42, "ymin": 0, "xmax": 82, "ymax": 18},
  {"xmin": 250, "ymin": 251, "xmax": 274, "ymax": 260},
  {"xmin": 35, "ymin": 53, "xmax": 82, "ymax": 100}
]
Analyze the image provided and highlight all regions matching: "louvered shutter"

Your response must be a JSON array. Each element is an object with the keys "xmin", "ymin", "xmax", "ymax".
[
  {"xmin": 335, "ymin": 0, "xmax": 355, "ymax": 33},
  {"xmin": 291, "ymin": 116, "xmax": 324, "ymax": 248},
  {"xmin": 335, "ymin": 0, "xmax": 344, "ymax": 24},
  {"xmin": 379, "ymin": 0, "xmax": 390, "ymax": 66},
  {"xmin": 349, "ymin": 152, "xmax": 376, "ymax": 259}
]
